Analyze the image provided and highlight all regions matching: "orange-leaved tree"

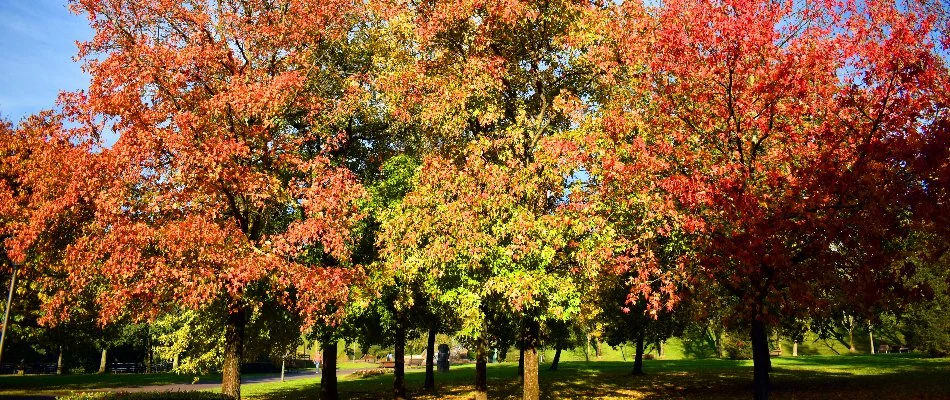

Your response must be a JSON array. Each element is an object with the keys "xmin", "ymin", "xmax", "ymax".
[{"xmin": 0, "ymin": 112, "xmax": 102, "ymax": 366}]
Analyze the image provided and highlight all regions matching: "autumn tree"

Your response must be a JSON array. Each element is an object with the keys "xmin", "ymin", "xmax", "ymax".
[
  {"xmin": 0, "ymin": 112, "xmax": 101, "ymax": 368},
  {"xmin": 356, "ymin": 154, "xmax": 462, "ymax": 397},
  {"xmin": 62, "ymin": 1, "xmax": 370, "ymax": 398},
  {"xmin": 598, "ymin": 0, "xmax": 950, "ymax": 398},
  {"xmin": 375, "ymin": 1, "xmax": 606, "ymax": 398}
]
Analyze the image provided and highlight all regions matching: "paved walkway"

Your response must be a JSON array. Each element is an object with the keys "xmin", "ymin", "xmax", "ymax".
[{"xmin": 100, "ymin": 368, "xmax": 361, "ymax": 394}]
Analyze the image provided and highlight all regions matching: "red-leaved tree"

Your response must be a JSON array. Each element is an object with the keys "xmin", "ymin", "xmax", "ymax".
[{"xmin": 599, "ymin": 0, "xmax": 949, "ymax": 398}]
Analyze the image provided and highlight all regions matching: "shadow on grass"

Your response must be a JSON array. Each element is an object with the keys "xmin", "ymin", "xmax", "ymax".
[
  {"xmin": 245, "ymin": 356, "xmax": 950, "ymax": 400},
  {"xmin": 4, "ymin": 356, "xmax": 949, "ymax": 399},
  {"xmin": 0, "ymin": 373, "xmax": 216, "ymax": 391}
]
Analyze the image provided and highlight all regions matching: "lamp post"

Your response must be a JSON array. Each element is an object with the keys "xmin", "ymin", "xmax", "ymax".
[{"xmin": 0, "ymin": 263, "xmax": 17, "ymax": 369}]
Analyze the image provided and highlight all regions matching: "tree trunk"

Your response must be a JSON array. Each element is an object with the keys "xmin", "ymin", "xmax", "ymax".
[
  {"xmin": 869, "ymin": 329, "xmax": 875, "ymax": 355},
  {"xmin": 751, "ymin": 319, "xmax": 771, "ymax": 400},
  {"xmin": 549, "ymin": 347, "xmax": 561, "ymax": 371},
  {"xmin": 633, "ymin": 333, "xmax": 645, "ymax": 375},
  {"xmin": 145, "ymin": 336, "xmax": 152, "ymax": 374},
  {"xmin": 394, "ymin": 323, "xmax": 407, "ymax": 400},
  {"xmin": 523, "ymin": 320, "xmax": 540, "ymax": 400},
  {"xmin": 792, "ymin": 341, "xmax": 798, "ymax": 357},
  {"xmin": 714, "ymin": 328, "xmax": 724, "ymax": 359},
  {"xmin": 320, "ymin": 339, "xmax": 338, "ymax": 400},
  {"xmin": 656, "ymin": 341, "xmax": 664, "ymax": 359},
  {"xmin": 474, "ymin": 333, "xmax": 488, "ymax": 400},
  {"xmin": 173, "ymin": 353, "xmax": 179, "ymax": 371},
  {"xmin": 595, "ymin": 338, "xmax": 602, "ymax": 359},
  {"xmin": 57, "ymin": 346, "xmax": 63, "ymax": 375},
  {"xmin": 98, "ymin": 348, "xmax": 108, "ymax": 374},
  {"xmin": 0, "ymin": 264, "xmax": 17, "ymax": 368},
  {"xmin": 518, "ymin": 337, "xmax": 525, "ymax": 378},
  {"xmin": 221, "ymin": 307, "xmax": 246, "ymax": 400},
  {"xmin": 281, "ymin": 357, "xmax": 286, "ymax": 382},
  {"xmin": 424, "ymin": 326, "xmax": 436, "ymax": 390},
  {"xmin": 584, "ymin": 333, "xmax": 590, "ymax": 362}
]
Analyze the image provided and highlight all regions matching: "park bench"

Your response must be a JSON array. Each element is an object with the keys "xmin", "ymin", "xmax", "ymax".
[
  {"xmin": 379, "ymin": 361, "xmax": 396, "ymax": 368},
  {"xmin": 878, "ymin": 344, "xmax": 891, "ymax": 354},
  {"xmin": 109, "ymin": 362, "xmax": 144, "ymax": 373},
  {"xmin": 0, "ymin": 363, "xmax": 15, "ymax": 374},
  {"xmin": 769, "ymin": 348, "xmax": 782, "ymax": 357},
  {"xmin": 19, "ymin": 363, "xmax": 58, "ymax": 374},
  {"xmin": 151, "ymin": 362, "xmax": 172, "ymax": 373}
]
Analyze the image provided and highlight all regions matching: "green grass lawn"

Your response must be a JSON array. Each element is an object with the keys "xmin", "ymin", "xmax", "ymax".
[
  {"xmin": 242, "ymin": 354, "xmax": 950, "ymax": 399},
  {"xmin": 5, "ymin": 354, "xmax": 947, "ymax": 399},
  {"xmin": 0, "ymin": 372, "xmax": 212, "ymax": 393}
]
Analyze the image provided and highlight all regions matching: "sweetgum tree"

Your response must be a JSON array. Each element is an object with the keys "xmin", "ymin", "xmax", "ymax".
[
  {"xmin": 0, "ymin": 112, "xmax": 104, "ymax": 367},
  {"xmin": 63, "ymin": 1, "xmax": 370, "ymax": 398},
  {"xmin": 599, "ymin": 0, "xmax": 949, "ymax": 398},
  {"xmin": 375, "ymin": 1, "xmax": 609, "ymax": 397}
]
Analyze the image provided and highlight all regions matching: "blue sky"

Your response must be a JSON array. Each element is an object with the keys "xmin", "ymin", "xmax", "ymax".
[{"xmin": 0, "ymin": 0, "xmax": 91, "ymax": 123}]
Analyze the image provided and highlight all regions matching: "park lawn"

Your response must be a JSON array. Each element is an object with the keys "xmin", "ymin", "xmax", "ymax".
[
  {"xmin": 0, "ymin": 361, "xmax": 375, "ymax": 397},
  {"xmin": 0, "ymin": 372, "xmax": 214, "ymax": 396},
  {"xmin": 242, "ymin": 354, "xmax": 950, "ymax": 399},
  {"xmin": 3, "ymin": 354, "xmax": 948, "ymax": 399}
]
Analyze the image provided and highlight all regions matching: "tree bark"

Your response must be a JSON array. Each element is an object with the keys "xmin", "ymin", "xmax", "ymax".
[
  {"xmin": 57, "ymin": 346, "xmax": 63, "ymax": 375},
  {"xmin": 518, "ymin": 337, "xmax": 525, "ymax": 378},
  {"xmin": 584, "ymin": 333, "xmax": 590, "ymax": 362},
  {"xmin": 633, "ymin": 333, "xmax": 645, "ymax": 375},
  {"xmin": 523, "ymin": 320, "xmax": 540, "ymax": 400},
  {"xmin": 99, "ymin": 348, "xmax": 108, "ymax": 373},
  {"xmin": 869, "ymin": 329, "xmax": 875, "ymax": 355},
  {"xmin": 0, "ymin": 264, "xmax": 17, "ymax": 368},
  {"xmin": 474, "ymin": 333, "xmax": 488, "ymax": 400},
  {"xmin": 792, "ymin": 341, "xmax": 798, "ymax": 357},
  {"xmin": 393, "ymin": 323, "xmax": 407, "ymax": 400},
  {"xmin": 424, "ymin": 326, "xmax": 436, "ymax": 390},
  {"xmin": 173, "ymin": 353, "xmax": 179, "ymax": 371},
  {"xmin": 751, "ymin": 319, "xmax": 771, "ymax": 400},
  {"xmin": 549, "ymin": 347, "xmax": 561, "ymax": 371},
  {"xmin": 595, "ymin": 338, "xmax": 602, "ymax": 359},
  {"xmin": 656, "ymin": 341, "xmax": 664, "ymax": 359},
  {"xmin": 221, "ymin": 306, "xmax": 246, "ymax": 400},
  {"xmin": 714, "ymin": 327, "xmax": 724, "ymax": 359},
  {"xmin": 320, "ymin": 338, "xmax": 338, "ymax": 400},
  {"xmin": 145, "ymin": 334, "xmax": 152, "ymax": 374}
]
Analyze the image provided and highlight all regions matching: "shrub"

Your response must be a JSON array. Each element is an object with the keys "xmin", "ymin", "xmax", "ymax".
[
  {"xmin": 723, "ymin": 336, "xmax": 753, "ymax": 360},
  {"xmin": 351, "ymin": 368, "xmax": 392, "ymax": 378}
]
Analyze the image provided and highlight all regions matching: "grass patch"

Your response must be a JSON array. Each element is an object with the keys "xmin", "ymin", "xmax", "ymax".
[
  {"xmin": 0, "ymin": 372, "xmax": 215, "ymax": 393},
  {"xmin": 243, "ymin": 354, "xmax": 950, "ymax": 399},
  {"xmin": 3, "ymin": 354, "xmax": 947, "ymax": 399},
  {"xmin": 57, "ymin": 392, "xmax": 225, "ymax": 400}
]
